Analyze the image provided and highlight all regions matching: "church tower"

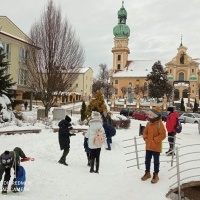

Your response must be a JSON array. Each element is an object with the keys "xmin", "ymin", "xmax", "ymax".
[{"xmin": 112, "ymin": 1, "xmax": 130, "ymax": 72}]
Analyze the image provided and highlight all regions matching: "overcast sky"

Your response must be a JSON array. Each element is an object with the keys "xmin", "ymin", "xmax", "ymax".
[{"xmin": 1, "ymin": 0, "xmax": 200, "ymax": 77}]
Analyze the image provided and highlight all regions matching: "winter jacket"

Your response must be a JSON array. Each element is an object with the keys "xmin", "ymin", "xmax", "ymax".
[
  {"xmin": 85, "ymin": 119, "xmax": 105, "ymax": 149},
  {"xmin": 166, "ymin": 112, "xmax": 179, "ymax": 133},
  {"xmin": 143, "ymin": 119, "xmax": 166, "ymax": 153},
  {"xmin": 58, "ymin": 120, "xmax": 73, "ymax": 150},
  {"xmin": 0, "ymin": 147, "xmax": 26, "ymax": 181},
  {"xmin": 103, "ymin": 123, "xmax": 116, "ymax": 138}
]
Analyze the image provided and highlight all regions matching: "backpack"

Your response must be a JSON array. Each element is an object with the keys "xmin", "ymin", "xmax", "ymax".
[
  {"xmin": 93, "ymin": 129, "xmax": 106, "ymax": 147},
  {"xmin": 1, "ymin": 151, "xmax": 14, "ymax": 167},
  {"xmin": 175, "ymin": 118, "xmax": 182, "ymax": 133},
  {"xmin": 16, "ymin": 165, "xmax": 26, "ymax": 192}
]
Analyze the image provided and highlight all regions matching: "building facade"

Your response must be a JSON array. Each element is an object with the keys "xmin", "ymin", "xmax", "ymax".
[
  {"xmin": 111, "ymin": 3, "xmax": 200, "ymax": 102},
  {"xmin": 0, "ymin": 16, "xmax": 40, "ymax": 100}
]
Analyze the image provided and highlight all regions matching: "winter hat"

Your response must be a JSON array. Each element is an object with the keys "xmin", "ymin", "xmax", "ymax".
[
  {"xmin": 148, "ymin": 106, "xmax": 162, "ymax": 118},
  {"xmin": 65, "ymin": 115, "xmax": 71, "ymax": 122},
  {"xmin": 91, "ymin": 111, "xmax": 102, "ymax": 120},
  {"xmin": 167, "ymin": 107, "xmax": 174, "ymax": 112}
]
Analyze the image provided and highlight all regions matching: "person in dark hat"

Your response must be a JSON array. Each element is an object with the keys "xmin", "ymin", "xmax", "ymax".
[
  {"xmin": 165, "ymin": 107, "xmax": 179, "ymax": 155},
  {"xmin": 0, "ymin": 147, "xmax": 27, "ymax": 194},
  {"xmin": 141, "ymin": 106, "xmax": 166, "ymax": 184},
  {"xmin": 58, "ymin": 115, "xmax": 76, "ymax": 166}
]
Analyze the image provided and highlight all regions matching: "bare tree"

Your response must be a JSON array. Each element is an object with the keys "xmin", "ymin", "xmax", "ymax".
[
  {"xmin": 94, "ymin": 64, "xmax": 115, "ymax": 99},
  {"xmin": 27, "ymin": 0, "xmax": 85, "ymax": 117}
]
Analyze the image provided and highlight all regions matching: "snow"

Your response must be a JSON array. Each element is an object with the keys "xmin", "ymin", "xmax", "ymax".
[{"xmin": 0, "ymin": 104, "xmax": 200, "ymax": 200}]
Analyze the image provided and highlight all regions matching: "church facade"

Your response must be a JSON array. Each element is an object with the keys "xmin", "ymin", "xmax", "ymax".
[{"xmin": 111, "ymin": 2, "xmax": 200, "ymax": 102}]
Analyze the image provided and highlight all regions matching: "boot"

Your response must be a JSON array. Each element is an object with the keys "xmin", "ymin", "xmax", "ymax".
[
  {"xmin": 2, "ymin": 186, "xmax": 8, "ymax": 195},
  {"xmin": 151, "ymin": 172, "xmax": 159, "ymax": 184},
  {"xmin": 58, "ymin": 159, "xmax": 68, "ymax": 166},
  {"xmin": 165, "ymin": 149, "xmax": 171, "ymax": 154},
  {"xmin": 106, "ymin": 147, "xmax": 111, "ymax": 150},
  {"xmin": 141, "ymin": 171, "xmax": 151, "ymax": 181},
  {"xmin": 95, "ymin": 161, "xmax": 99, "ymax": 173}
]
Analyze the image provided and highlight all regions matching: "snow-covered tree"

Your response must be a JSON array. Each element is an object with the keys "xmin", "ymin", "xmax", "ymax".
[{"xmin": 146, "ymin": 61, "xmax": 172, "ymax": 102}]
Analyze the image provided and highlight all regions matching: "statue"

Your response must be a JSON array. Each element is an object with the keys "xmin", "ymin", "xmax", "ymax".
[
  {"xmin": 136, "ymin": 95, "xmax": 140, "ymax": 109},
  {"xmin": 180, "ymin": 54, "xmax": 184, "ymax": 64}
]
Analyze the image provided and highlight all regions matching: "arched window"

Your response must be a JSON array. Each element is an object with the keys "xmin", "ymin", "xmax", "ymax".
[
  {"xmin": 117, "ymin": 64, "xmax": 120, "ymax": 70},
  {"xmin": 128, "ymin": 82, "xmax": 132, "ymax": 87},
  {"xmin": 117, "ymin": 55, "xmax": 121, "ymax": 61},
  {"xmin": 178, "ymin": 72, "xmax": 184, "ymax": 81}
]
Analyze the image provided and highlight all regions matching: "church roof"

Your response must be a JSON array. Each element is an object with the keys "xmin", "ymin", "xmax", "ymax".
[{"xmin": 112, "ymin": 59, "xmax": 168, "ymax": 78}]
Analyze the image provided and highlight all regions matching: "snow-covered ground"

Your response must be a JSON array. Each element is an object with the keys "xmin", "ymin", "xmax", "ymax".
[{"xmin": 0, "ymin": 106, "xmax": 200, "ymax": 200}]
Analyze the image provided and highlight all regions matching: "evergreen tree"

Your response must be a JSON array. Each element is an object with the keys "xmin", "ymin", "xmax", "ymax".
[
  {"xmin": 193, "ymin": 98, "xmax": 199, "ymax": 113},
  {"xmin": 146, "ymin": 61, "xmax": 172, "ymax": 102},
  {"xmin": 86, "ymin": 90, "xmax": 107, "ymax": 117},
  {"xmin": 0, "ymin": 48, "xmax": 15, "ymax": 96},
  {"xmin": 80, "ymin": 101, "xmax": 87, "ymax": 121},
  {"xmin": 180, "ymin": 98, "xmax": 185, "ymax": 111}
]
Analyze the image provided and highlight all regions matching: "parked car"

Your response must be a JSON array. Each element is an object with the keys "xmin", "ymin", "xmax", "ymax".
[
  {"xmin": 179, "ymin": 113, "xmax": 200, "ymax": 123},
  {"xmin": 120, "ymin": 108, "xmax": 134, "ymax": 116},
  {"xmin": 132, "ymin": 110, "xmax": 149, "ymax": 121}
]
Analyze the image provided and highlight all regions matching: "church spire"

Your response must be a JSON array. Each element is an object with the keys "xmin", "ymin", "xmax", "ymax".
[{"xmin": 180, "ymin": 35, "xmax": 183, "ymax": 47}]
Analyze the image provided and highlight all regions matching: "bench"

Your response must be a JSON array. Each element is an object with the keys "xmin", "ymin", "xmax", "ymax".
[
  {"xmin": 53, "ymin": 127, "xmax": 88, "ymax": 133},
  {"xmin": 0, "ymin": 129, "xmax": 42, "ymax": 135}
]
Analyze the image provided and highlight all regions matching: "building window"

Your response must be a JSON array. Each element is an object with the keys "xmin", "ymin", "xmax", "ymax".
[
  {"xmin": 136, "ymin": 79, "xmax": 139, "ymax": 86},
  {"xmin": 128, "ymin": 82, "xmax": 132, "ymax": 87},
  {"xmin": 1, "ymin": 42, "xmax": 10, "ymax": 60},
  {"xmin": 117, "ymin": 55, "xmax": 121, "ymax": 61},
  {"xmin": 115, "ymin": 80, "xmax": 118, "ymax": 84},
  {"xmin": 18, "ymin": 68, "xmax": 27, "ymax": 85},
  {"xmin": 170, "ymin": 69, "xmax": 172, "ymax": 73},
  {"xmin": 19, "ymin": 47, "xmax": 28, "ymax": 64},
  {"xmin": 192, "ymin": 69, "xmax": 194, "ymax": 73},
  {"xmin": 76, "ymin": 84, "xmax": 78, "ymax": 87},
  {"xmin": 115, "ymin": 88, "xmax": 118, "ymax": 94},
  {"xmin": 117, "ymin": 64, "xmax": 120, "ymax": 70},
  {"xmin": 178, "ymin": 72, "xmax": 184, "ymax": 81}
]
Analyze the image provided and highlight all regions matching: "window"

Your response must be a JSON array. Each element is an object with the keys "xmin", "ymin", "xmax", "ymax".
[
  {"xmin": 115, "ymin": 80, "xmax": 118, "ymax": 84},
  {"xmin": 128, "ymin": 82, "xmax": 132, "ymax": 87},
  {"xmin": 1, "ymin": 42, "xmax": 10, "ymax": 60},
  {"xmin": 117, "ymin": 64, "xmax": 120, "ymax": 70},
  {"xmin": 115, "ymin": 88, "xmax": 118, "ymax": 94},
  {"xmin": 18, "ymin": 68, "xmax": 27, "ymax": 85},
  {"xmin": 178, "ymin": 72, "xmax": 184, "ymax": 81},
  {"xmin": 76, "ymin": 84, "xmax": 78, "ymax": 87},
  {"xmin": 170, "ymin": 69, "xmax": 172, "ymax": 73},
  {"xmin": 192, "ymin": 69, "xmax": 194, "ymax": 73},
  {"xmin": 117, "ymin": 55, "xmax": 121, "ymax": 61},
  {"xmin": 19, "ymin": 47, "xmax": 28, "ymax": 64}
]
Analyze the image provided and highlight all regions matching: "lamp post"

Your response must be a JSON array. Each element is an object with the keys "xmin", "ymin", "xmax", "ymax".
[{"xmin": 187, "ymin": 86, "xmax": 191, "ymax": 108}]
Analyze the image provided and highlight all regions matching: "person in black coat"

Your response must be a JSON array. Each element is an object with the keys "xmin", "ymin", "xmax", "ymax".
[{"xmin": 58, "ymin": 115, "xmax": 75, "ymax": 166}]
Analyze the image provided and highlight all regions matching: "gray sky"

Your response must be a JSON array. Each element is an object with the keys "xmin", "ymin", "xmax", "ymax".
[{"xmin": 1, "ymin": 0, "xmax": 200, "ymax": 77}]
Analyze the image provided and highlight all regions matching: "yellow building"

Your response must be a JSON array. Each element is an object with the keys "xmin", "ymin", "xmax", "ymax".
[
  {"xmin": 0, "ymin": 16, "xmax": 40, "ymax": 100},
  {"xmin": 69, "ymin": 67, "xmax": 93, "ymax": 101},
  {"xmin": 111, "ymin": 3, "xmax": 200, "ymax": 102}
]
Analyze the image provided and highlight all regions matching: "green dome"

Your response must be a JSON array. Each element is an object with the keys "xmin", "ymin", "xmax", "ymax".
[
  {"xmin": 113, "ymin": 24, "xmax": 130, "ymax": 37},
  {"xmin": 118, "ymin": 5, "xmax": 127, "ymax": 18}
]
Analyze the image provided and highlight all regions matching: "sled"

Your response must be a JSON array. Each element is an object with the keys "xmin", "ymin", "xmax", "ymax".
[{"xmin": 21, "ymin": 157, "xmax": 35, "ymax": 162}]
